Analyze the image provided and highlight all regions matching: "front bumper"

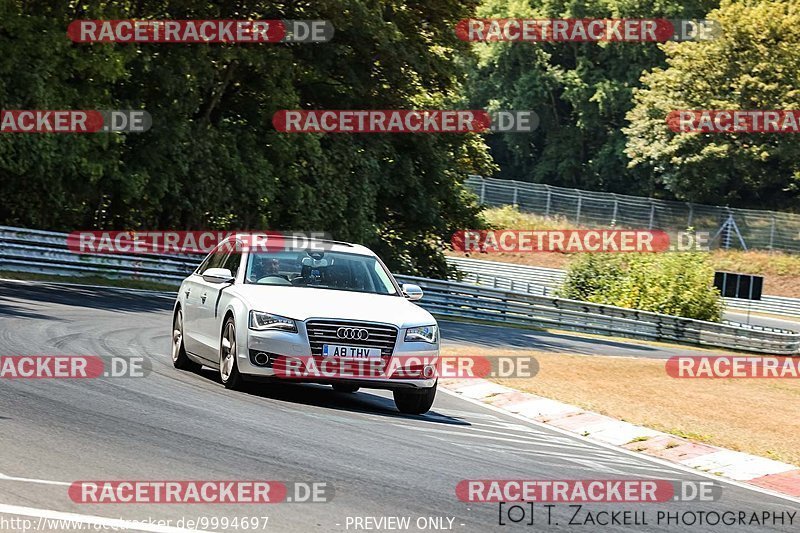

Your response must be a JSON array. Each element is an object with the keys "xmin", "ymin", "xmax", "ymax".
[{"xmin": 242, "ymin": 321, "xmax": 439, "ymax": 390}]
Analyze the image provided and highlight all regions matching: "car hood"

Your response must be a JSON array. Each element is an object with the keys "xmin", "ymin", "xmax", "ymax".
[{"xmin": 233, "ymin": 285, "xmax": 435, "ymax": 328}]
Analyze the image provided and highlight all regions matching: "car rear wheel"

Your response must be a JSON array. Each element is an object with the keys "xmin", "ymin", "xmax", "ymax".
[
  {"xmin": 220, "ymin": 317, "xmax": 244, "ymax": 390},
  {"xmin": 332, "ymin": 384, "xmax": 359, "ymax": 393},
  {"xmin": 393, "ymin": 383, "xmax": 436, "ymax": 414},
  {"xmin": 172, "ymin": 309, "xmax": 200, "ymax": 372}
]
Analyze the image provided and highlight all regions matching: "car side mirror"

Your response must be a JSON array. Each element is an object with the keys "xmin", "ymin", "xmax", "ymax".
[
  {"xmin": 202, "ymin": 268, "xmax": 234, "ymax": 284},
  {"xmin": 402, "ymin": 283, "xmax": 423, "ymax": 301}
]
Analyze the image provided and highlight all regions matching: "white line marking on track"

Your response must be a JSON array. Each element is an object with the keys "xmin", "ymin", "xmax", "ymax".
[
  {"xmin": 0, "ymin": 503, "xmax": 217, "ymax": 533},
  {"xmin": 440, "ymin": 387, "xmax": 800, "ymax": 506},
  {"xmin": 0, "ymin": 473, "xmax": 70, "ymax": 486},
  {"xmin": 399, "ymin": 423, "xmax": 598, "ymax": 450},
  {"xmin": 451, "ymin": 421, "xmax": 598, "ymax": 448}
]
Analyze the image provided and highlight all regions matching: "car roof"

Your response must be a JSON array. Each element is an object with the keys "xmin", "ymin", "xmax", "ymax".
[
  {"xmin": 226, "ymin": 235, "xmax": 376, "ymax": 257},
  {"xmin": 304, "ymin": 241, "xmax": 375, "ymax": 256}
]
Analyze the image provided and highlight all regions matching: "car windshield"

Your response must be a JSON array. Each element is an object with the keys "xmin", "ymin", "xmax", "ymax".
[{"xmin": 244, "ymin": 250, "xmax": 399, "ymax": 295}]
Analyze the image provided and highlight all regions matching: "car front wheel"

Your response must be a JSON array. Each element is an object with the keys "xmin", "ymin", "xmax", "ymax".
[
  {"xmin": 220, "ymin": 317, "xmax": 244, "ymax": 390},
  {"xmin": 393, "ymin": 383, "xmax": 437, "ymax": 414}
]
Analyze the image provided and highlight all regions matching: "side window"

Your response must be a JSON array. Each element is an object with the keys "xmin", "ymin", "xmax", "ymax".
[
  {"xmin": 223, "ymin": 242, "xmax": 243, "ymax": 279},
  {"xmin": 206, "ymin": 250, "xmax": 230, "ymax": 272},
  {"xmin": 195, "ymin": 251, "xmax": 215, "ymax": 274},
  {"xmin": 198, "ymin": 244, "xmax": 230, "ymax": 274}
]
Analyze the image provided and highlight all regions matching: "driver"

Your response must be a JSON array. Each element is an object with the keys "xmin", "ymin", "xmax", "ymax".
[{"xmin": 248, "ymin": 256, "xmax": 286, "ymax": 282}]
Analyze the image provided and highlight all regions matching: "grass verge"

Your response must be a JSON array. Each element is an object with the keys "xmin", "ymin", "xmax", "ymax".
[
  {"xmin": 442, "ymin": 344, "xmax": 800, "ymax": 466},
  {"xmin": 0, "ymin": 271, "xmax": 178, "ymax": 293}
]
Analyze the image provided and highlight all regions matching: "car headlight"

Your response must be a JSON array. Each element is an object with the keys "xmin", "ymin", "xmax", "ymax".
[
  {"xmin": 405, "ymin": 325, "xmax": 438, "ymax": 344},
  {"xmin": 249, "ymin": 311, "xmax": 298, "ymax": 332}
]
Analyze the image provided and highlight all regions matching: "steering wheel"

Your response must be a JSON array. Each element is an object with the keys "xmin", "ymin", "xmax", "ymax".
[{"xmin": 255, "ymin": 275, "xmax": 291, "ymax": 285}]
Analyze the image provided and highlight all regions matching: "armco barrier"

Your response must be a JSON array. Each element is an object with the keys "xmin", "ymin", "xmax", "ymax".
[
  {"xmin": 446, "ymin": 255, "xmax": 564, "ymax": 295},
  {"xmin": 729, "ymin": 295, "xmax": 800, "ymax": 318},
  {"xmin": 0, "ymin": 226, "xmax": 798, "ymax": 354},
  {"xmin": 446, "ymin": 255, "xmax": 800, "ymax": 319},
  {"xmin": 0, "ymin": 226, "xmax": 199, "ymax": 285},
  {"xmin": 397, "ymin": 275, "xmax": 800, "ymax": 355}
]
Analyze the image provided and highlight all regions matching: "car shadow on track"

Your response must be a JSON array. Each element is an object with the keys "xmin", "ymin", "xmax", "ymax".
[
  {"xmin": 0, "ymin": 281, "xmax": 174, "ymax": 315},
  {"xmin": 194, "ymin": 367, "xmax": 471, "ymax": 426},
  {"xmin": 0, "ymin": 299, "xmax": 56, "ymax": 320}
]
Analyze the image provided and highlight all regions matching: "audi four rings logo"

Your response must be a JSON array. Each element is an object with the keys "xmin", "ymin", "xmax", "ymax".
[{"xmin": 337, "ymin": 327, "xmax": 369, "ymax": 340}]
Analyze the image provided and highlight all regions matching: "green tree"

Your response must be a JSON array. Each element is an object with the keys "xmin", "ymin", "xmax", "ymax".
[
  {"xmin": 467, "ymin": 0, "xmax": 717, "ymax": 194},
  {"xmin": 625, "ymin": 0, "xmax": 800, "ymax": 210},
  {"xmin": 0, "ymin": 0, "xmax": 496, "ymax": 277}
]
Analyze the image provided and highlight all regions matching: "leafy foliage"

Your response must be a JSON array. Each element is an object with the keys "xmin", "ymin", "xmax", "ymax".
[
  {"xmin": 481, "ymin": 204, "xmax": 571, "ymax": 230},
  {"xmin": 625, "ymin": 0, "xmax": 800, "ymax": 210},
  {"xmin": 467, "ymin": 0, "xmax": 717, "ymax": 194},
  {"xmin": 558, "ymin": 252, "xmax": 724, "ymax": 321},
  {"xmin": 0, "ymin": 0, "xmax": 496, "ymax": 277}
]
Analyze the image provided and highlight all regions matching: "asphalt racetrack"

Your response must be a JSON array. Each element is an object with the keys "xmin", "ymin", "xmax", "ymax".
[{"xmin": 0, "ymin": 281, "xmax": 797, "ymax": 532}]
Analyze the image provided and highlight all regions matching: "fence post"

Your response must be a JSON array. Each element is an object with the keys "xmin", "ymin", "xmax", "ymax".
[
  {"xmin": 512, "ymin": 183, "xmax": 518, "ymax": 206},
  {"xmin": 648, "ymin": 203, "xmax": 655, "ymax": 230},
  {"xmin": 480, "ymin": 179, "xmax": 486, "ymax": 204},
  {"xmin": 611, "ymin": 196, "xmax": 618, "ymax": 226},
  {"xmin": 724, "ymin": 209, "xmax": 732, "ymax": 249},
  {"xmin": 769, "ymin": 215, "xmax": 776, "ymax": 250},
  {"xmin": 687, "ymin": 203, "xmax": 693, "ymax": 228},
  {"xmin": 576, "ymin": 193, "xmax": 582, "ymax": 226},
  {"xmin": 545, "ymin": 186, "xmax": 551, "ymax": 217}
]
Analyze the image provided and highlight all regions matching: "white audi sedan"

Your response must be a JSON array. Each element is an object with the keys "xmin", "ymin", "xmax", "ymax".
[{"xmin": 171, "ymin": 237, "xmax": 439, "ymax": 414}]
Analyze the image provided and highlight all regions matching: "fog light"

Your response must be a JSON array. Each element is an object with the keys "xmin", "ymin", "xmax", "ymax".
[
  {"xmin": 422, "ymin": 365, "xmax": 436, "ymax": 378},
  {"xmin": 254, "ymin": 352, "xmax": 269, "ymax": 366}
]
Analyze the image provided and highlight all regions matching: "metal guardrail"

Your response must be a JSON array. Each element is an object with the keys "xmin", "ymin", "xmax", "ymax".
[
  {"xmin": 447, "ymin": 256, "xmax": 564, "ymax": 295},
  {"xmin": 0, "ymin": 226, "xmax": 798, "ymax": 354},
  {"xmin": 397, "ymin": 276, "xmax": 800, "ymax": 354},
  {"xmin": 725, "ymin": 295, "xmax": 800, "ymax": 318},
  {"xmin": 445, "ymin": 255, "xmax": 800, "ymax": 319},
  {"xmin": 0, "ymin": 226, "xmax": 200, "ymax": 285}
]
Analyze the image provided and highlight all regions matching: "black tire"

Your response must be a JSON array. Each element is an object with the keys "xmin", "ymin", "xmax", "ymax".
[
  {"xmin": 393, "ymin": 383, "xmax": 437, "ymax": 415},
  {"xmin": 332, "ymin": 384, "xmax": 360, "ymax": 393},
  {"xmin": 172, "ymin": 309, "xmax": 200, "ymax": 372},
  {"xmin": 220, "ymin": 317, "xmax": 245, "ymax": 390}
]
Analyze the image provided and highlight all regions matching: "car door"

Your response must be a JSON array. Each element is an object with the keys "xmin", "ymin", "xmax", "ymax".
[
  {"xmin": 183, "ymin": 245, "xmax": 229, "ymax": 360},
  {"xmin": 195, "ymin": 240, "xmax": 243, "ymax": 362}
]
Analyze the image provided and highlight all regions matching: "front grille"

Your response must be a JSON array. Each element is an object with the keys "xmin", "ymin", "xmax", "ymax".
[{"xmin": 306, "ymin": 320, "xmax": 398, "ymax": 358}]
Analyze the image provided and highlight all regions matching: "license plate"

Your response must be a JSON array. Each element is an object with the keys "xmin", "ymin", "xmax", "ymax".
[{"xmin": 322, "ymin": 344, "xmax": 381, "ymax": 359}]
